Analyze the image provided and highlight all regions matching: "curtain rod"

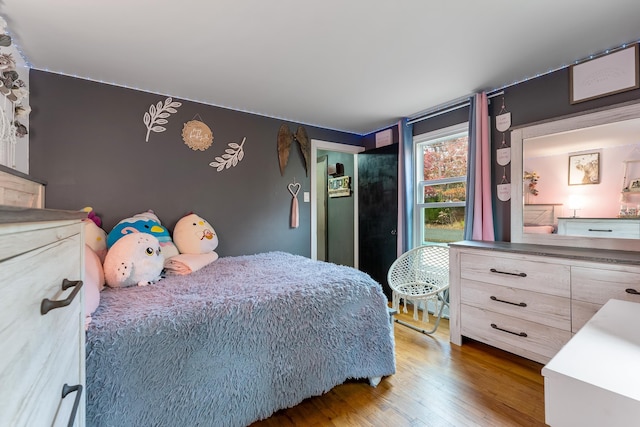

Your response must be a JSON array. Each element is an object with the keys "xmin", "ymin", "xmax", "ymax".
[{"xmin": 406, "ymin": 91, "xmax": 504, "ymax": 126}]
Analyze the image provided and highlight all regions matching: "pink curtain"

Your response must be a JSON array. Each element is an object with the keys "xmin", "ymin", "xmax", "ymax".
[{"xmin": 471, "ymin": 92, "xmax": 495, "ymax": 241}]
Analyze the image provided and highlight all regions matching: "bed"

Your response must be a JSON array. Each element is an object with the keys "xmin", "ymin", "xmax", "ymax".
[
  {"xmin": 523, "ymin": 203, "xmax": 563, "ymax": 234},
  {"xmin": 85, "ymin": 251, "xmax": 396, "ymax": 427}
]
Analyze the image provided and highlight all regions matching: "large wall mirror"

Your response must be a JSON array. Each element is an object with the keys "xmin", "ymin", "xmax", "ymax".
[{"xmin": 511, "ymin": 100, "xmax": 640, "ymax": 252}]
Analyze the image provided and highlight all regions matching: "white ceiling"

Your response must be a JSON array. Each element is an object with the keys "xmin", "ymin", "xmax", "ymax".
[
  {"xmin": 525, "ymin": 118, "xmax": 640, "ymax": 158},
  {"xmin": 3, "ymin": 1, "xmax": 640, "ymax": 135}
]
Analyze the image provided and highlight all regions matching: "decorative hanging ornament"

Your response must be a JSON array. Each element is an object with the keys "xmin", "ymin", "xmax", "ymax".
[
  {"xmin": 182, "ymin": 115, "xmax": 213, "ymax": 151},
  {"xmin": 496, "ymin": 113, "xmax": 511, "ymax": 132},
  {"xmin": 277, "ymin": 124, "xmax": 310, "ymax": 176},
  {"xmin": 495, "ymin": 97, "xmax": 511, "ymax": 132},
  {"xmin": 288, "ymin": 180, "xmax": 301, "ymax": 228},
  {"xmin": 496, "ymin": 134, "xmax": 511, "ymax": 166},
  {"xmin": 496, "ymin": 168, "xmax": 511, "ymax": 202}
]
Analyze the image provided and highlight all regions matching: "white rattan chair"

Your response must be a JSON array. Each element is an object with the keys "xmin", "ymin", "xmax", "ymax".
[{"xmin": 387, "ymin": 244, "xmax": 450, "ymax": 335}]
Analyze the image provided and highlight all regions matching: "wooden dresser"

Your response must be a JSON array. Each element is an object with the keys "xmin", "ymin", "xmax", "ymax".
[
  {"xmin": 0, "ymin": 207, "xmax": 86, "ymax": 426},
  {"xmin": 449, "ymin": 240, "xmax": 640, "ymax": 364}
]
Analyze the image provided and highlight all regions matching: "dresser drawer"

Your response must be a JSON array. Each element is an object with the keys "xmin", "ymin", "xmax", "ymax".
[
  {"xmin": 571, "ymin": 300, "xmax": 602, "ymax": 333},
  {"xmin": 558, "ymin": 218, "xmax": 640, "ymax": 238},
  {"xmin": 461, "ymin": 304, "xmax": 571, "ymax": 364},
  {"xmin": 460, "ymin": 252, "xmax": 570, "ymax": 297},
  {"xmin": 461, "ymin": 279, "xmax": 571, "ymax": 330},
  {"xmin": 0, "ymin": 231, "xmax": 84, "ymax": 427},
  {"xmin": 572, "ymin": 265, "xmax": 640, "ymax": 305},
  {"xmin": 0, "ymin": 221, "xmax": 80, "ymax": 262},
  {"xmin": 571, "ymin": 265, "xmax": 640, "ymax": 332},
  {"xmin": 0, "ymin": 169, "xmax": 44, "ymax": 208}
]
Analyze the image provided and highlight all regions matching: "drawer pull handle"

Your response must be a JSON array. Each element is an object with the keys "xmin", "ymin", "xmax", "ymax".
[
  {"xmin": 62, "ymin": 383, "xmax": 83, "ymax": 427},
  {"xmin": 490, "ymin": 268, "xmax": 527, "ymax": 278},
  {"xmin": 41, "ymin": 279, "xmax": 83, "ymax": 315},
  {"xmin": 588, "ymin": 228, "xmax": 613, "ymax": 232},
  {"xmin": 626, "ymin": 288, "xmax": 640, "ymax": 295},
  {"xmin": 491, "ymin": 323, "xmax": 527, "ymax": 337},
  {"xmin": 490, "ymin": 296, "xmax": 527, "ymax": 307}
]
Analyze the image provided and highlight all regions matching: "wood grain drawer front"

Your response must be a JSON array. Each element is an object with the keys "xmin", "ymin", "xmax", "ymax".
[
  {"xmin": 460, "ymin": 252, "xmax": 570, "ymax": 297},
  {"xmin": 0, "ymin": 222, "xmax": 79, "ymax": 262},
  {"xmin": 0, "ymin": 170, "xmax": 44, "ymax": 208},
  {"xmin": 571, "ymin": 300, "xmax": 602, "ymax": 333},
  {"xmin": 572, "ymin": 266, "xmax": 640, "ymax": 305},
  {"xmin": 461, "ymin": 280, "xmax": 571, "ymax": 330},
  {"xmin": 461, "ymin": 304, "xmax": 571, "ymax": 364},
  {"xmin": 558, "ymin": 219, "xmax": 640, "ymax": 238},
  {"xmin": 0, "ymin": 234, "xmax": 83, "ymax": 427}
]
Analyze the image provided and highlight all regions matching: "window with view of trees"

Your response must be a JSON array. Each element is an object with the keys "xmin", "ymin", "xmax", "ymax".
[{"xmin": 414, "ymin": 122, "xmax": 468, "ymax": 245}]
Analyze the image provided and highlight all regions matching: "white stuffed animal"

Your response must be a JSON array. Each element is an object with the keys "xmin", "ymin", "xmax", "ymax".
[
  {"xmin": 103, "ymin": 233, "xmax": 164, "ymax": 288},
  {"xmin": 84, "ymin": 219, "xmax": 108, "ymax": 263},
  {"xmin": 173, "ymin": 213, "xmax": 218, "ymax": 254}
]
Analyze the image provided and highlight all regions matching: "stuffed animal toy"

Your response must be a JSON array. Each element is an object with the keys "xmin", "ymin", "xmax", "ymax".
[
  {"xmin": 82, "ymin": 206, "xmax": 103, "ymax": 228},
  {"xmin": 106, "ymin": 210, "xmax": 179, "ymax": 258},
  {"xmin": 173, "ymin": 213, "xmax": 218, "ymax": 254},
  {"xmin": 103, "ymin": 233, "xmax": 164, "ymax": 288},
  {"xmin": 81, "ymin": 207, "xmax": 108, "ymax": 262},
  {"xmin": 84, "ymin": 245, "xmax": 104, "ymax": 329}
]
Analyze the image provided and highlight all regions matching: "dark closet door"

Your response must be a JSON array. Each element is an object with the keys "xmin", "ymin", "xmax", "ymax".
[{"xmin": 358, "ymin": 144, "xmax": 398, "ymax": 300}]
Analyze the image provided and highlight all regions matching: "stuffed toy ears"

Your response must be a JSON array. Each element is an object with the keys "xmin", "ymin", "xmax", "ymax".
[{"xmin": 173, "ymin": 213, "xmax": 218, "ymax": 254}]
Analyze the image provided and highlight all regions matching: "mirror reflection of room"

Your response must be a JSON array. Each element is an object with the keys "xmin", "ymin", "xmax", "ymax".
[{"xmin": 522, "ymin": 117, "xmax": 640, "ymax": 237}]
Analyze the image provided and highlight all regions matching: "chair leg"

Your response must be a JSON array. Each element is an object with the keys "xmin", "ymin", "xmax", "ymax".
[{"xmin": 393, "ymin": 295, "xmax": 448, "ymax": 335}]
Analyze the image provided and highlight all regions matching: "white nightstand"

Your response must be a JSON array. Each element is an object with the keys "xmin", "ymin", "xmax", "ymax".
[{"xmin": 542, "ymin": 299, "xmax": 640, "ymax": 426}]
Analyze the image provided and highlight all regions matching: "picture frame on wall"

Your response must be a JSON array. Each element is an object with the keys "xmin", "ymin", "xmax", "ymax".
[
  {"xmin": 629, "ymin": 178, "xmax": 640, "ymax": 192},
  {"xmin": 568, "ymin": 152, "xmax": 600, "ymax": 185},
  {"xmin": 328, "ymin": 176, "xmax": 351, "ymax": 197},
  {"xmin": 570, "ymin": 44, "xmax": 639, "ymax": 104}
]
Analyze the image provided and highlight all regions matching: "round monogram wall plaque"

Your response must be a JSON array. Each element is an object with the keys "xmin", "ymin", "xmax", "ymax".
[{"xmin": 182, "ymin": 120, "xmax": 213, "ymax": 151}]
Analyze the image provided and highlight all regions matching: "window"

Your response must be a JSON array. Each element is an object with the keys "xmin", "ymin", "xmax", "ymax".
[{"xmin": 414, "ymin": 122, "xmax": 468, "ymax": 245}]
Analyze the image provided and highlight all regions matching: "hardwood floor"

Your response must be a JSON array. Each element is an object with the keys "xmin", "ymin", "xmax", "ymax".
[{"xmin": 251, "ymin": 307, "xmax": 546, "ymax": 427}]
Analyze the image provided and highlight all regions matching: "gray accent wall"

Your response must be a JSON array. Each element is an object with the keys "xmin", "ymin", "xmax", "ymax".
[
  {"xmin": 29, "ymin": 71, "xmax": 362, "ymax": 257},
  {"xmin": 27, "ymin": 66, "xmax": 640, "ymax": 255}
]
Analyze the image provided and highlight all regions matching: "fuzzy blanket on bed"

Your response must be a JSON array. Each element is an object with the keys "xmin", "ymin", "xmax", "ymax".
[{"xmin": 85, "ymin": 252, "xmax": 395, "ymax": 427}]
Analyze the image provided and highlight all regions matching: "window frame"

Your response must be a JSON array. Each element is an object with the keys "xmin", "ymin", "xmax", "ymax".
[{"xmin": 413, "ymin": 122, "xmax": 469, "ymax": 246}]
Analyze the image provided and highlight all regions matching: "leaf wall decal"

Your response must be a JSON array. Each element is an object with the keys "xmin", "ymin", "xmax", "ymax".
[
  {"xmin": 143, "ymin": 97, "xmax": 182, "ymax": 142},
  {"xmin": 209, "ymin": 137, "xmax": 246, "ymax": 171}
]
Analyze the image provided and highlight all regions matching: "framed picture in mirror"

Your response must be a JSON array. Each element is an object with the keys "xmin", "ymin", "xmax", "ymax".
[{"xmin": 568, "ymin": 152, "xmax": 600, "ymax": 185}]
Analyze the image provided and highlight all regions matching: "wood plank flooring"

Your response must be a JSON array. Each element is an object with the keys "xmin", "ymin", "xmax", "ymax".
[{"xmin": 251, "ymin": 307, "xmax": 546, "ymax": 427}]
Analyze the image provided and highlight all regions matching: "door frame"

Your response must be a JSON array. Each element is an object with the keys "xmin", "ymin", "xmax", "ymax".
[{"xmin": 310, "ymin": 139, "xmax": 364, "ymax": 266}]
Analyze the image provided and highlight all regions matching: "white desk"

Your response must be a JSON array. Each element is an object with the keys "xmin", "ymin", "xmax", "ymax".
[{"xmin": 542, "ymin": 299, "xmax": 640, "ymax": 426}]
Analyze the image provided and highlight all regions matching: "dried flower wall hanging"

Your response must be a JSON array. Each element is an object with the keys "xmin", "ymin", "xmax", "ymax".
[
  {"xmin": 209, "ymin": 137, "xmax": 246, "ymax": 171},
  {"xmin": 524, "ymin": 171, "xmax": 540, "ymax": 196},
  {"xmin": 143, "ymin": 97, "xmax": 181, "ymax": 142}
]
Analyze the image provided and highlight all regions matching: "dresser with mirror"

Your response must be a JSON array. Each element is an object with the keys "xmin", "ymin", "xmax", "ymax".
[{"xmin": 449, "ymin": 100, "xmax": 640, "ymax": 366}]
